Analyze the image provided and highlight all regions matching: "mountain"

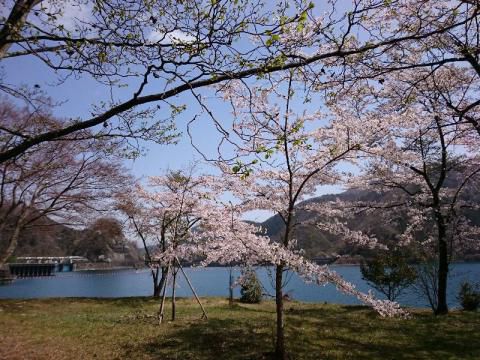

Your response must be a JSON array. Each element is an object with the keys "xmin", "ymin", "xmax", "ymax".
[
  {"xmin": 259, "ymin": 187, "xmax": 480, "ymax": 263},
  {"xmin": 4, "ymin": 181, "xmax": 480, "ymax": 264},
  {"xmin": 0, "ymin": 214, "xmax": 141, "ymax": 265}
]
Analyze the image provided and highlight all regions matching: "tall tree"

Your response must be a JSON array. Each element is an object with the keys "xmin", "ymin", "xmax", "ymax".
[
  {"xmin": 334, "ymin": 70, "xmax": 480, "ymax": 314},
  {"xmin": 118, "ymin": 168, "xmax": 205, "ymax": 306},
  {"xmin": 0, "ymin": 101, "xmax": 130, "ymax": 265},
  {"xmin": 210, "ymin": 74, "xmax": 384, "ymax": 358},
  {"xmin": 122, "ymin": 162, "xmax": 406, "ymax": 352}
]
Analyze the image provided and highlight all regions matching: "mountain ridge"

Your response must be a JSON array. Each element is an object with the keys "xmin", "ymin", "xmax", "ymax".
[{"xmin": 257, "ymin": 187, "xmax": 480, "ymax": 262}]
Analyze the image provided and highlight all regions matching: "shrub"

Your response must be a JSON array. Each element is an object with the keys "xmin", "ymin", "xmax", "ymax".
[
  {"xmin": 239, "ymin": 269, "xmax": 262, "ymax": 304},
  {"xmin": 458, "ymin": 281, "xmax": 480, "ymax": 311},
  {"xmin": 360, "ymin": 250, "xmax": 417, "ymax": 301}
]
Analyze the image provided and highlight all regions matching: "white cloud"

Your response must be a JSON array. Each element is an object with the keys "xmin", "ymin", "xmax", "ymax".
[
  {"xmin": 148, "ymin": 29, "xmax": 196, "ymax": 45},
  {"xmin": 35, "ymin": 0, "xmax": 93, "ymax": 32}
]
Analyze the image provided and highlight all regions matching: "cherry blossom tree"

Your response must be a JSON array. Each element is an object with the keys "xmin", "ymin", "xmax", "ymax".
[
  {"xmin": 1, "ymin": 0, "xmax": 477, "ymax": 162},
  {"xmin": 0, "ymin": 101, "xmax": 130, "ymax": 266},
  {"xmin": 120, "ymin": 150, "xmax": 407, "ymax": 355},
  {"xmin": 328, "ymin": 1, "xmax": 480, "ymax": 312},
  {"xmin": 325, "ymin": 1, "xmax": 480, "ymax": 311},
  {"xmin": 339, "ymin": 1, "xmax": 480, "ymax": 137},
  {"xmin": 331, "ymin": 69, "xmax": 480, "ymax": 314},
  {"xmin": 157, "ymin": 195, "xmax": 407, "ymax": 357},
  {"xmin": 116, "ymin": 192, "xmax": 167, "ymax": 297},
  {"xmin": 186, "ymin": 72, "xmax": 403, "ymax": 358},
  {"xmin": 118, "ymin": 167, "xmax": 211, "ymax": 319}
]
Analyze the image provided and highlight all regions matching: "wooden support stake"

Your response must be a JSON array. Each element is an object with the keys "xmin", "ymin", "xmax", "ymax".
[
  {"xmin": 175, "ymin": 257, "xmax": 208, "ymax": 320},
  {"xmin": 158, "ymin": 264, "xmax": 170, "ymax": 325}
]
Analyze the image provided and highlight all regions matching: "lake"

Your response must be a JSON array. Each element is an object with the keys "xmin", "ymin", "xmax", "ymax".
[{"xmin": 1, "ymin": 263, "xmax": 479, "ymax": 308}]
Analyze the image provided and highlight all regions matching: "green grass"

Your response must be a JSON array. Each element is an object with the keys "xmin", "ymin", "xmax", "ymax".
[{"xmin": 0, "ymin": 297, "xmax": 479, "ymax": 359}]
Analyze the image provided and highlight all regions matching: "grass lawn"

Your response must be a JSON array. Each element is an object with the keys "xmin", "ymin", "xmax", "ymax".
[{"xmin": 0, "ymin": 297, "xmax": 479, "ymax": 359}]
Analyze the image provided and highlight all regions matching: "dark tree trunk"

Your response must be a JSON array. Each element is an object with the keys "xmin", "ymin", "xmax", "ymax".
[
  {"xmin": 172, "ymin": 267, "xmax": 177, "ymax": 321},
  {"xmin": 432, "ymin": 117, "xmax": 449, "ymax": 315},
  {"xmin": 152, "ymin": 268, "xmax": 160, "ymax": 297},
  {"xmin": 275, "ymin": 263, "xmax": 286, "ymax": 360},
  {"xmin": 153, "ymin": 284, "xmax": 161, "ymax": 297},
  {"xmin": 0, "ymin": 230, "xmax": 20, "ymax": 266},
  {"xmin": 0, "ymin": 0, "xmax": 41, "ymax": 59},
  {"xmin": 229, "ymin": 267, "xmax": 234, "ymax": 305},
  {"xmin": 0, "ymin": 216, "xmax": 25, "ymax": 267},
  {"xmin": 435, "ymin": 216, "xmax": 449, "ymax": 315},
  {"xmin": 152, "ymin": 267, "xmax": 160, "ymax": 297},
  {"xmin": 152, "ymin": 266, "xmax": 168, "ymax": 298}
]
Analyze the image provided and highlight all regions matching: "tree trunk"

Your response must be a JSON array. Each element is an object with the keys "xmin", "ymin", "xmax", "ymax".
[
  {"xmin": 229, "ymin": 267, "xmax": 234, "ymax": 305},
  {"xmin": 152, "ymin": 268, "xmax": 161, "ymax": 297},
  {"xmin": 436, "ymin": 229, "xmax": 449, "ymax": 315},
  {"xmin": 172, "ymin": 266, "xmax": 177, "ymax": 321},
  {"xmin": 275, "ymin": 263, "xmax": 286, "ymax": 360},
  {"xmin": 435, "ymin": 211, "xmax": 449, "ymax": 315},
  {"xmin": 0, "ymin": 222, "xmax": 22, "ymax": 266},
  {"xmin": 152, "ymin": 266, "xmax": 168, "ymax": 298}
]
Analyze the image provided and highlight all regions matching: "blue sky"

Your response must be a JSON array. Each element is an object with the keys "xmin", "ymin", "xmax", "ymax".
[
  {"xmin": 3, "ymin": 53, "xmax": 346, "ymax": 221},
  {"xmin": 2, "ymin": 22, "xmax": 347, "ymax": 222},
  {"xmin": 2, "ymin": 53, "xmax": 212, "ymax": 172}
]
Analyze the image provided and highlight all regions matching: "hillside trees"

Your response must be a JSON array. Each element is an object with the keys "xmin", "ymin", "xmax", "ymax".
[
  {"xmin": 73, "ymin": 217, "xmax": 136, "ymax": 262},
  {"xmin": 1, "ymin": 0, "xmax": 478, "ymax": 162},
  {"xmin": 0, "ymin": 101, "xmax": 130, "ymax": 266}
]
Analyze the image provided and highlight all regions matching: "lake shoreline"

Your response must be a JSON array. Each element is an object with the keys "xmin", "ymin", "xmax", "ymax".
[{"xmin": 1, "ymin": 264, "xmax": 478, "ymax": 309}]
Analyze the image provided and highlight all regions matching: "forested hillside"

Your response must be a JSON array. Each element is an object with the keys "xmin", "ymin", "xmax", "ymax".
[
  {"xmin": 3, "ymin": 184, "xmax": 479, "ymax": 264},
  {"xmin": 0, "ymin": 215, "xmax": 140, "ymax": 265},
  {"xmin": 260, "ymin": 187, "xmax": 480, "ymax": 262}
]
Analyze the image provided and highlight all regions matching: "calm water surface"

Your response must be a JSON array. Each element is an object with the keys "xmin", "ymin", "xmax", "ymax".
[{"xmin": 1, "ymin": 263, "xmax": 479, "ymax": 308}]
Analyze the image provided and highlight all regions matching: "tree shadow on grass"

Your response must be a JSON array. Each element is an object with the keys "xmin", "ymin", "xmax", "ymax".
[
  {"xmin": 121, "ymin": 317, "xmax": 276, "ymax": 360},
  {"xmin": 285, "ymin": 307, "xmax": 480, "ymax": 359},
  {"xmin": 285, "ymin": 304, "xmax": 370, "ymax": 314},
  {"xmin": 117, "ymin": 302, "xmax": 480, "ymax": 360},
  {"xmin": 228, "ymin": 302, "xmax": 276, "ymax": 314}
]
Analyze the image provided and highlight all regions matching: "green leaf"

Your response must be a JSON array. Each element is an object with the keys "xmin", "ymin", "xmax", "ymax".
[
  {"xmin": 98, "ymin": 51, "xmax": 107, "ymax": 63},
  {"xmin": 296, "ymin": 11, "xmax": 308, "ymax": 32}
]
